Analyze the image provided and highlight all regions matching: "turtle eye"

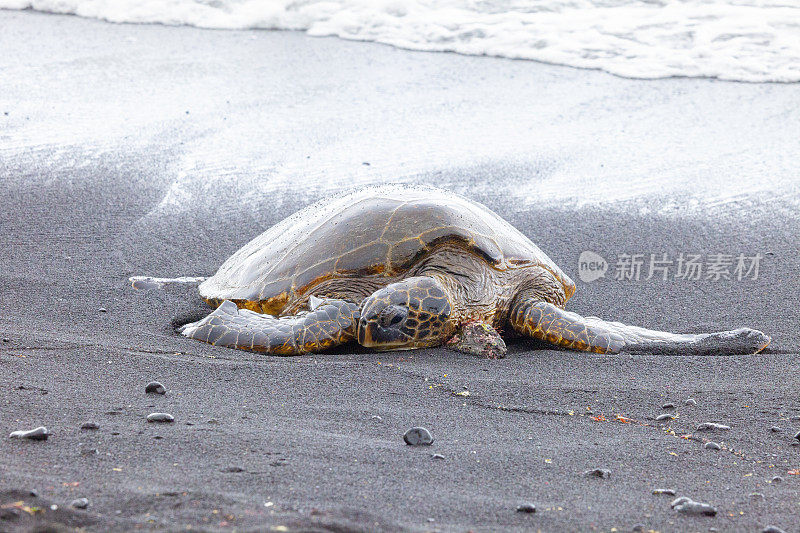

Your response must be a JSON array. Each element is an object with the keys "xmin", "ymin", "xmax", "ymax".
[{"xmin": 379, "ymin": 305, "xmax": 407, "ymax": 328}]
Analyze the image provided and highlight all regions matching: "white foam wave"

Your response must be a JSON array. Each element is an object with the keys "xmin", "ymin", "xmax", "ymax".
[{"xmin": 2, "ymin": 0, "xmax": 799, "ymax": 82}]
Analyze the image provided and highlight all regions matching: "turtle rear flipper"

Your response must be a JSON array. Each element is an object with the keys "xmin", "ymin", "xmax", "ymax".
[
  {"xmin": 178, "ymin": 299, "xmax": 359, "ymax": 355},
  {"xmin": 509, "ymin": 300, "xmax": 770, "ymax": 355}
]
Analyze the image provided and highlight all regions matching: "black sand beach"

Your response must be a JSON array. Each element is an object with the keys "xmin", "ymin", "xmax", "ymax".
[{"xmin": 2, "ymin": 10, "xmax": 799, "ymax": 532}]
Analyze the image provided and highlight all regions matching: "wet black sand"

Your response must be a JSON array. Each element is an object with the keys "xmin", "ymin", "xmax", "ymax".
[{"xmin": 2, "ymin": 10, "xmax": 800, "ymax": 532}]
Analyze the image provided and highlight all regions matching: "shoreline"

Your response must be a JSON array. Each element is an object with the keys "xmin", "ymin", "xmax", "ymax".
[{"xmin": 2, "ymin": 5, "xmax": 800, "ymax": 84}]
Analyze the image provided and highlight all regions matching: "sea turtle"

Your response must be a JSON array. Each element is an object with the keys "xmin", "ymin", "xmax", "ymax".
[{"xmin": 177, "ymin": 185, "xmax": 770, "ymax": 357}]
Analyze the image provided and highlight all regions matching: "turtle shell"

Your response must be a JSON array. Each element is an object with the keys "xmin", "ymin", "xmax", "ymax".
[{"xmin": 199, "ymin": 185, "xmax": 570, "ymax": 313}]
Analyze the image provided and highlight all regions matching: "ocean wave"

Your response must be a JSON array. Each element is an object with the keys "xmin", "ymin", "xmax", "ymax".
[{"xmin": 3, "ymin": 0, "xmax": 799, "ymax": 82}]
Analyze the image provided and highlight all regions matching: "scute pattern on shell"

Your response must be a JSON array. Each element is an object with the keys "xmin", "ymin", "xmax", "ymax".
[{"xmin": 199, "ymin": 185, "xmax": 567, "ymax": 313}]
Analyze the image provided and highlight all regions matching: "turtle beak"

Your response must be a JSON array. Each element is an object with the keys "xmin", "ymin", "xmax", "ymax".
[{"xmin": 357, "ymin": 317, "xmax": 373, "ymax": 347}]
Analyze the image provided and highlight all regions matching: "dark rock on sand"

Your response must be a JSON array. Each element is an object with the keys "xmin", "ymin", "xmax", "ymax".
[
  {"xmin": 749, "ymin": 492, "xmax": 766, "ymax": 501},
  {"xmin": 99, "ymin": 307, "xmax": 107, "ymax": 313},
  {"xmin": 705, "ymin": 442, "xmax": 721, "ymax": 450},
  {"xmin": 652, "ymin": 488, "xmax": 676, "ymax": 495},
  {"xmin": 632, "ymin": 525, "xmax": 645, "ymax": 532},
  {"xmin": 771, "ymin": 426, "xmax": 782, "ymax": 432},
  {"xmin": 9, "ymin": 426, "xmax": 49, "ymax": 440},
  {"xmin": 221, "ymin": 466, "xmax": 245, "ymax": 473},
  {"xmin": 771, "ymin": 476, "xmax": 783, "ymax": 483},
  {"xmin": 673, "ymin": 499, "xmax": 717, "ymax": 516},
  {"xmin": 794, "ymin": 430, "xmax": 800, "ymax": 441},
  {"xmin": 145, "ymin": 381, "xmax": 166, "ymax": 394},
  {"xmin": 516, "ymin": 502, "xmax": 536, "ymax": 513},
  {"xmin": 662, "ymin": 403, "xmax": 675, "ymax": 409},
  {"xmin": 80, "ymin": 422, "xmax": 99, "ymax": 430},
  {"xmin": 762, "ymin": 526, "xmax": 787, "ymax": 533},
  {"xmin": 70, "ymin": 498, "xmax": 89, "ymax": 509},
  {"xmin": 147, "ymin": 413, "xmax": 174, "ymax": 423},
  {"xmin": 403, "ymin": 427, "xmax": 433, "ymax": 446},
  {"xmin": 584, "ymin": 468, "xmax": 611, "ymax": 478},
  {"xmin": 670, "ymin": 496, "xmax": 690, "ymax": 508},
  {"xmin": 696, "ymin": 423, "xmax": 730, "ymax": 432}
]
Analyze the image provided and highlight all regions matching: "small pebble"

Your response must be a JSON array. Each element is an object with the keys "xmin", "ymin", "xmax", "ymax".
[
  {"xmin": 207, "ymin": 418, "xmax": 219, "ymax": 424},
  {"xmin": 632, "ymin": 525, "xmax": 645, "ymax": 532},
  {"xmin": 2, "ymin": 338, "xmax": 9, "ymax": 342},
  {"xmin": 221, "ymin": 466, "xmax": 244, "ymax": 473},
  {"xmin": 770, "ymin": 426, "xmax": 782, "ymax": 432},
  {"xmin": 29, "ymin": 489, "xmax": 39, "ymax": 497},
  {"xmin": 80, "ymin": 447, "xmax": 99, "ymax": 456},
  {"xmin": 81, "ymin": 422, "xmax": 99, "ymax": 430},
  {"xmin": 674, "ymin": 500, "xmax": 717, "ymax": 516},
  {"xmin": 147, "ymin": 413, "xmax": 174, "ymax": 423},
  {"xmin": 771, "ymin": 476, "xmax": 783, "ymax": 483},
  {"xmin": 145, "ymin": 381, "xmax": 166, "ymax": 395},
  {"xmin": 9, "ymin": 426, "xmax": 49, "ymax": 441},
  {"xmin": 656, "ymin": 414, "xmax": 675, "ymax": 421},
  {"xmin": 584, "ymin": 468, "xmax": 610, "ymax": 478},
  {"xmin": 652, "ymin": 488, "xmax": 676, "ymax": 495},
  {"xmin": 662, "ymin": 403, "xmax": 675, "ymax": 409},
  {"xmin": 403, "ymin": 427, "xmax": 433, "ymax": 446},
  {"xmin": 762, "ymin": 527, "xmax": 787, "ymax": 533},
  {"xmin": 70, "ymin": 498, "xmax": 89, "ymax": 509},
  {"xmin": 371, "ymin": 415, "xmax": 382, "ymax": 421},
  {"xmin": 696, "ymin": 423, "xmax": 730, "ymax": 432},
  {"xmin": 685, "ymin": 398, "xmax": 697, "ymax": 406},
  {"xmin": 671, "ymin": 496, "xmax": 691, "ymax": 508},
  {"xmin": 515, "ymin": 502, "xmax": 536, "ymax": 513},
  {"xmin": 430, "ymin": 454, "xmax": 445, "ymax": 460},
  {"xmin": 99, "ymin": 307, "xmax": 107, "ymax": 313},
  {"xmin": 705, "ymin": 442, "xmax": 721, "ymax": 450},
  {"xmin": 794, "ymin": 430, "xmax": 800, "ymax": 441},
  {"xmin": 749, "ymin": 492, "xmax": 765, "ymax": 501}
]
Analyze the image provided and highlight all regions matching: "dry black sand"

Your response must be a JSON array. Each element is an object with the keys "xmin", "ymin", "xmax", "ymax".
[{"xmin": 2, "ymin": 10, "xmax": 799, "ymax": 532}]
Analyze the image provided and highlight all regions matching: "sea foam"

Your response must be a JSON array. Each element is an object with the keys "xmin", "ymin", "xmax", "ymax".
[{"xmin": 2, "ymin": 0, "xmax": 798, "ymax": 82}]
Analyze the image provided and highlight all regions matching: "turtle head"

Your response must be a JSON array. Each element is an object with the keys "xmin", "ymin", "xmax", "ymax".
[{"xmin": 358, "ymin": 277, "xmax": 454, "ymax": 350}]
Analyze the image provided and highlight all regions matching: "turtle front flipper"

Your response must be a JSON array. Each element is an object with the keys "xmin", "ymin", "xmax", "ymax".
[
  {"xmin": 509, "ymin": 299, "xmax": 770, "ymax": 355},
  {"xmin": 509, "ymin": 300, "xmax": 626, "ymax": 354},
  {"xmin": 179, "ymin": 298, "xmax": 359, "ymax": 355}
]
